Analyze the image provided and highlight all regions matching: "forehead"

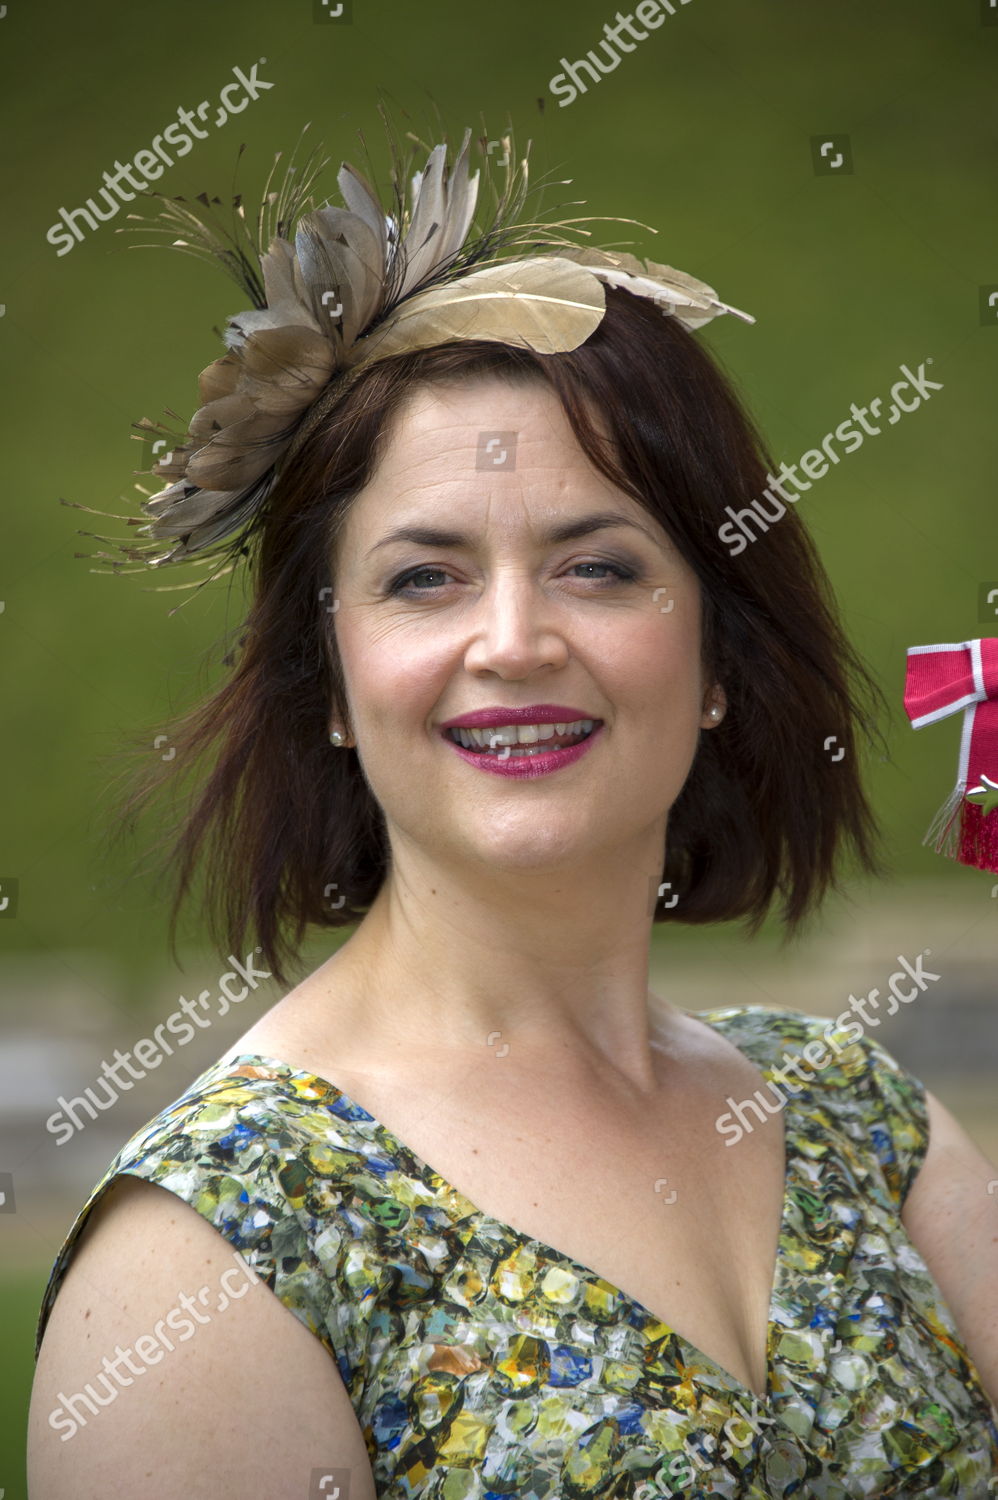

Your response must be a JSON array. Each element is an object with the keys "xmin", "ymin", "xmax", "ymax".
[{"xmin": 339, "ymin": 374, "xmax": 660, "ymax": 546}]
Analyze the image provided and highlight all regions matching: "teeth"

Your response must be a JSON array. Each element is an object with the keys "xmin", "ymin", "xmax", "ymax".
[{"xmin": 449, "ymin": 718, "xmax": 595, "ymax": 750}]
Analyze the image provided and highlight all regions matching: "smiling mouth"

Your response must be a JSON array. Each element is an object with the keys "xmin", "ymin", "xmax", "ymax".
[{"xmin": 445, "ymin": 722, "xmax": 599, "ymax": 755}]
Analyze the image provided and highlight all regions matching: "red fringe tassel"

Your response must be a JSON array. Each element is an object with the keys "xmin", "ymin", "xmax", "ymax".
[{"xmin": 956, "ymin": 799, "xmax": 998, "ymax": 873}]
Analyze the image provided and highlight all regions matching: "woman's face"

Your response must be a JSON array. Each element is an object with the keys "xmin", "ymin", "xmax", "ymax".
[{"xmin": 328, "ymin": 374, "xmax": 725, "ymax": 883}]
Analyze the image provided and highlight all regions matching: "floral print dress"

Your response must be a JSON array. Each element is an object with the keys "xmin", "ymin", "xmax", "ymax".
[{"xmin": 35, "ymin": 1005, "xmax": 998, "ymax": 1496}]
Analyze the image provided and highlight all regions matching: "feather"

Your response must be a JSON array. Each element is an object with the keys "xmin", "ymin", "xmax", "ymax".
[
  {"xmin": 394, "ymin": 129, "xmax": 481, "ymax": 302},
  {"xmin": 559, "ymin": 246, "xmax": 756, "ymax": 327},
  {"xmin": 337, "ymin": 159, "xmax": 388, "ymax": 249},
  {"xmin": 142, "ymin": 474, "xmax": 276, "ymax": 558},
  {"xmin": 259, "ymin": 238, "xmax": 324, "ymax": 331},
  {"xmin": 197, "ymin": 354, "xmax": 241, "ymax": 405},
  {"xmin": 344, "ymin": 255, "xmax": 606, "ymax": 368},
  {"xmin": 151, "ymin": 445, "xmax": 195, "ymax": 481},
  {"xmin": 237, "ymin": 326, "xmax": 337, "ymax": 414},
  {"xmin": 116, "ymin": 127, "xmax": 332, "ymax": 308},
  {"xmin": 397, "ymin": 143, "xmax": 450, "ymax": 300},
  {"xmin": 188, "ymin": 392, "xmax": 257, "ymax": 439},
  {"xmin": 223, "ymin": 237, "xmax": 325, "ymax": 350},
  {"xmin": 181, "ymin": 406, "xmax": 293, "ymax": 492},
  {"xmin": 142, "ymin": 481, "xmax": 247, "ymax": 533},
  {"xmin": 294, "ymin": 207, "xmax": 385, "ymax": 341},
  {"xmin": 431, "ymin": 129, "xmax": 479, "ymax": 269}
]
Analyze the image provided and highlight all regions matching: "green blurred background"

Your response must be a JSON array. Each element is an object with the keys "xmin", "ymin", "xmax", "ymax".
[{"xmin": 3, "ymin": 0, "xmax": 998, "ymax": 1492}]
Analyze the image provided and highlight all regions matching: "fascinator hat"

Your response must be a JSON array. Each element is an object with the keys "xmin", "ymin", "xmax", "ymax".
[{"xmin": 67, "ymin": 110, "xmax": 754, "ymax": 602}]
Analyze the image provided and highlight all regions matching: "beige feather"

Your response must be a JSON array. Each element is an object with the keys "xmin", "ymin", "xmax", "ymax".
[
  {"xmin": 393, "ymin": 130, "xmax": 480, "ymax": 303},
  {"xmin": 336, "ymin": 159, "xmax": 389, "ymax": 273},
  {"xmin": 295, "ymin": 207, "xmax": 385, "ymax": 340},
  {"xmin": 223, "ymin": 241, "xmax": 319, "ymax": 349},
  {"xmin": 398, "ymin": 142, "xmax": 449, "ymax": 298},
  {"xmin": 142, "ymin": 482, "xmax": 275, "ymax": 556},
  {"xmin": 430, "ymin": 130, "xmax": 479, "ymax": 270},
  {"xmin": 143, "ymin": 481, "xmax": 246, "ymax": 533},
  {"xmin": 188, "ymin": 392, "xmax": 257, "ymax": 440},
  {"xmin": 237, "ymin": 326, "xmax": 337, "ymax": 413},
  {"xmin": 344, "ymin": 256, "xmax": 606, "ymax": 369},
  {"xmin": 184, "ymin": 409, "xmax": 292, "ymax": 491},
  {"xmin": 197, "ymin": 354, "xmax": 241, "ymax": 405},
  {"xmin": 559, "ymin": 246, "xmax": 755, "ymax": 327}
]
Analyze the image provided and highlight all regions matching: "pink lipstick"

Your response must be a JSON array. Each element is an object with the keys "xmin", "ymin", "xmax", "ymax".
[{"xmin": 442, "ymin": 722, "xmax": 604, "ymax": 778}]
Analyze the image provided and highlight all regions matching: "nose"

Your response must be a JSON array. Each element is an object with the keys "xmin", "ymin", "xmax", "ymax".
[{"xmin": 460, "ymin": 572, "xmax": 571, "ymax": 677}]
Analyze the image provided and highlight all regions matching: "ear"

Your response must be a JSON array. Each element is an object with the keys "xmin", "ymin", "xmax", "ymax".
[{"xmin": 700, "ymin": 684, "xmax": 727, "ymax": 729}]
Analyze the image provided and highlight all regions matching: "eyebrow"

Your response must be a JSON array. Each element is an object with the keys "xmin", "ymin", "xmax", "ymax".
[{"xmin": 364, "ymin": 511, "xmax": 663, "ymax": 561}]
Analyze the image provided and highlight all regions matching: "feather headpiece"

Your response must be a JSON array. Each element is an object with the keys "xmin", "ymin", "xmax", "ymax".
[{"xmin": 66, "ymin": 111, "xmax": 755, "ymax": 606}]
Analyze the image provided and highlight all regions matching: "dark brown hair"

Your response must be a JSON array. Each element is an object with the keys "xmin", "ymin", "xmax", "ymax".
[{"xmin": 103, "ymin": 288, "xmax": 890, "ymax": 988}]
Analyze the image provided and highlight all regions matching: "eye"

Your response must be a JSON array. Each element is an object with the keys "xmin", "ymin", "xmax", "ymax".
[
  {"xmin": 570, "ymin": 561, "xmax": 638, "ymax": 585},
  {"xmin": 385, "ymin": 559, "xmax": 640, "ymax": 597},
  {"xmin": 386, "ymin": 565, "xmax": 450, "ymax": 596}
]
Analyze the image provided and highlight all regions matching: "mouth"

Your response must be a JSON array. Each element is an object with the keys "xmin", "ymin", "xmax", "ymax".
[
  {"xmin": 443, "ymin": 718, "xmax": 600, "ymax": 757},
  {"xmin": 440, "ymin": 719, "xmax": 605, "ymax": 777}
]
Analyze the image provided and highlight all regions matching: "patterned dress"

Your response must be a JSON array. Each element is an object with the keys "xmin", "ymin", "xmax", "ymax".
[{"xmin": 35, "ymin": 1005, "xmax": 998, "ymax": 1496}]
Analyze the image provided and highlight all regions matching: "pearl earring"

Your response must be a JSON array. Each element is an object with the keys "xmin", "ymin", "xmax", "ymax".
[
  {"xmin": 707, "ymin": 705, "xmax": 722, "ymax": 722},
  {"xmin": 329, "ymin": 728, "xmax": 348, "ymax": 746}
]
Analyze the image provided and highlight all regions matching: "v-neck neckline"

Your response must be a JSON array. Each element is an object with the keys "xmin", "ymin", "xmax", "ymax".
[{"xmin": 211, "ymin": 1007, "xmax": 798, "ymax": 1403}]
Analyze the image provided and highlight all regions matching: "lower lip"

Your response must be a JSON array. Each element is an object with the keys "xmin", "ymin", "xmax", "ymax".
[{"xmin": 442, "ymin": 723, "xmax": 604, "ymax": 778}]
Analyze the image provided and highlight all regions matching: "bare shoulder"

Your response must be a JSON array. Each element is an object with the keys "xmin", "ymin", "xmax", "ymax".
[
  {"xmin": 900, "ymin": 1088, "xmax": 998, "ymax": 1409},
  {"xmin": 214, "ymin": 959, "xmax": 359, "ymax": 1071},
  {"xmin": 28, "ymin": 1172, "xmax": 377, "ymax": 1499}
]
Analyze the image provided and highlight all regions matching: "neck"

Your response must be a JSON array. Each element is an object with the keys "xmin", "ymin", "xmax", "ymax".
[{"xmin": 319, "ymin": 838, "xmax": 684, "ymax": 1098}]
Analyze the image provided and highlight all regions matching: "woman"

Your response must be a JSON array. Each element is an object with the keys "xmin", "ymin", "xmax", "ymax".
[{"xmin": 28, "ymin": 121, "xmax": 998, "ymax": 1496}]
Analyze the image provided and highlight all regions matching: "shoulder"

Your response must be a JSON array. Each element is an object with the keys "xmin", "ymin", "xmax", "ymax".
[
  {"xmin": 702, "ymin": 1004, "xmax": 998, "ymax": 1408},
  {"xmin": 690, "ymin": 999, "xmax": 925, "ymax": 1111},
  {"xmin": 34, "ymin": 1056, "xmax": 376, "ymax": 1377},
  {"xmin": 900, "ymin": 1087, "xmax": 998, "ymax": 1409},
  {"xmin": 695, "ymin": 1004, "xmax": 931, "ymax": 1205},
  {"xmin": 903, "ymin": 1086, "xmax": 998, "ymax": 1227},
  {"xmin": 28, "ymin": 1170, "xmax": 377, "ymax": 1497}
]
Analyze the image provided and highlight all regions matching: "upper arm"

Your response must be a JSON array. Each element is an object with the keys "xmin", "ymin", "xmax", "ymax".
[
  {"xmin": 900, "ymin": 1087, "xmax": 998, "ymax": 1410},
  {"xmin": 28, "ymin": 1173, "xmax": 377, "ymax": 1500}
]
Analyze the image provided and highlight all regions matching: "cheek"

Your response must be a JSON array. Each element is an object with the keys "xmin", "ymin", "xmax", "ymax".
[
  {"xmin": 336, "ymin": 617, "xmax": 444, "ymax": 726},
  {"xmin": 608, "ymin": 601, "xmax": 703, "ymax": 704}
]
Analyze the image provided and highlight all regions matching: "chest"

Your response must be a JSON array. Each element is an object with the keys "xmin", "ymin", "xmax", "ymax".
[
  {"xmin": 375, "ymin": 1075, "xmax": 785, "ymax": 1395},
  {"xmin": 228, "ymin": 1026, "xmax": 788, "ymax": 1397}
]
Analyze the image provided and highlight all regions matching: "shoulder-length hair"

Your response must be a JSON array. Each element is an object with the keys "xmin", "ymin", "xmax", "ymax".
[{"xmin": 106, "ymin": 287, "xmax": 890, "ymax": 987}]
